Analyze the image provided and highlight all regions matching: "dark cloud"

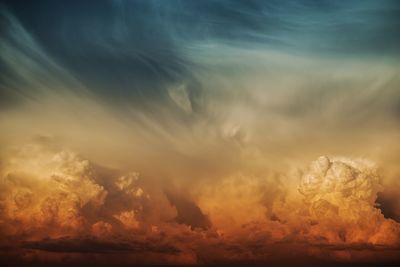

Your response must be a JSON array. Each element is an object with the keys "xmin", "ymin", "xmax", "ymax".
[
  {"xmin": 22, "ymin": 237, "xmax": 180, "ymax": 254},
  {"xmin": 313, "ymin": 242, "xmax": 400, "ymax": 251},
  {"xmin": 166, "ymin": 192, "xmax": 211, "ymax": 230},
  {"xmin": 376, "ymin": 191, "xmax": 400, "ymax": 223}
]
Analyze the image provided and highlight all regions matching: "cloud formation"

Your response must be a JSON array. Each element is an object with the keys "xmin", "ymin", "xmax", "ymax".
[
  {"xmin": 0, "ymin": 140, "xmax": 399, "ymax": 266},
  {"xmin": 299, "ymin": 156, "xmax": 400, "ymax": 245},
  {"xmin": 1, "ymin": 1, "xmax": 400, "ymax": 266}
]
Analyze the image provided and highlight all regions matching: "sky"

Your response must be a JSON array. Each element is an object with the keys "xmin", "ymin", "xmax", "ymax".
[{"xmin": 0, "ymin": 1, "xmax": 400, "ymax": 266}]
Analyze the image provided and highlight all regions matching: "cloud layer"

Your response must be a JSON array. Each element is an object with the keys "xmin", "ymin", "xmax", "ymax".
[{"xmin": 0, "ymin": 141, "xmax": 399, "ymax": 266}]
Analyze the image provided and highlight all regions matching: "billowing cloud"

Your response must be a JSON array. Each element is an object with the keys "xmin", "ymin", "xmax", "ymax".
[
  {"xmin": 1, "ymin": 141, "xmax": 399, "ymax": 266},
  {"xmin": 0, "ymin": 140, "xmax": 175, "ymax": 240},
  {"xmin": 1, "ymin": 1, "xmax": 400, "ymax": 266},
  {"xmin": 298, "ymin": 156, "xmax": 400, "ymax": 245}
]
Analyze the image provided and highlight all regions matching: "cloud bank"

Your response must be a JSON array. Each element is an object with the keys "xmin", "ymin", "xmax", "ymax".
[{"xmin": 0, "ymin": 140, "xmax": 399, "ymax": 266}]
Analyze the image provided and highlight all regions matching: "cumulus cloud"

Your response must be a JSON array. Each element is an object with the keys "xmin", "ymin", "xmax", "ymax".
[
  {"xmin": 0, "ymin": 143, "xmax": 106, "ymax": 238},
  {"xmin": 191, "ymin": 156, "xmax": 400, "ymax": 260},
  {"xmin": 0, "ymin": 141, "xmax": 399, "ymax": 265},
  {"xmin": 0, "ymin": 4, "xmax": 400, "ymax": 266},
  {"xmin": 0, "ymin": 140, "xmax": 167, "ymax": 241},
  {"xmin": 298, "ymin": 156, "xmax": 400, "ymax": 246}
]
